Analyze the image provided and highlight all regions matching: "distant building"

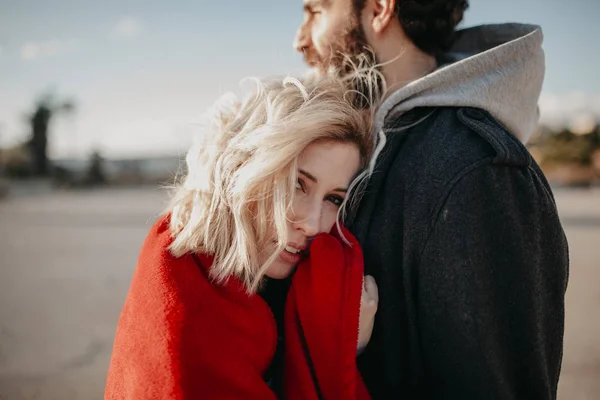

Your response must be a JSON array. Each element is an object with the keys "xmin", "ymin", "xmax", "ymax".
[{"xmin": 53, "ymin": 155, "xmax": 184, "ymax": 185}]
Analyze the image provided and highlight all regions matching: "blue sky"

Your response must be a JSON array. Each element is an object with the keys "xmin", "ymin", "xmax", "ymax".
[{"xmin": 1, "ymin": 0, "xmax": 599, "ymax": 158}]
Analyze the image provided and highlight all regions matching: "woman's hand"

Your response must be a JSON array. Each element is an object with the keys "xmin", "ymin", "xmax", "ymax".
[{"xmin": 357, "ymin": 275, "xmax": 378, "ymax": 354}]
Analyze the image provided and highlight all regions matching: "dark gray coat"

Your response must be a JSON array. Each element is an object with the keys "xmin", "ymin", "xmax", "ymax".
[{"xmin": 351, "ymin": 106, "xmax": 569, "ymax": 399}]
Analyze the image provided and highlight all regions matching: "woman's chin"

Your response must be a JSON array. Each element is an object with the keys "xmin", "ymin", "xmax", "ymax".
[{"xmin": 264, "ymin": 260, "xmax": 295, "ymax": 280}]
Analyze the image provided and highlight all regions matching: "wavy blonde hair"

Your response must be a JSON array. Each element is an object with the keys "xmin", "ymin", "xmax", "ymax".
[{"xmin": 167, "ymin": 71, "xmax": 380, "ymax": 293}]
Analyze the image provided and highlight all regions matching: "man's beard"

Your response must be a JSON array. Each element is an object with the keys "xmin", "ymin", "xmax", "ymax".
[
  {"xmin": 309, "ymin": 20, "xmax": 384, "ymax": 109},
  {"xmin": 331, "ymin": 23, "xmax": 374, "ymax": 73},
  {"xmin": 337, "ymin": 24, "xmax": 384, "ymax": 109}
]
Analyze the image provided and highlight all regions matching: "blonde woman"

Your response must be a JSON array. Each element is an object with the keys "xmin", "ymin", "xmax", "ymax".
[{"xmin": 105, "ymin": 73, "xmax": 379, "ymax": 399}]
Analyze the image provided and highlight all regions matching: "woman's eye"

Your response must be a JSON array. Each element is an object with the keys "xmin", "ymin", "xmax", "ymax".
[
  {"xmin": 326, "ymin": 195, "xmax": 344, "ymax": 207},
  {"xmin": 296, "ymin": 179, "xmax": 305, "ymax": 192}
]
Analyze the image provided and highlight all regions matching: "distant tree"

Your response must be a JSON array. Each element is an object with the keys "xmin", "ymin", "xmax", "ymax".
[
  {"xmin": 86, "ymin": 149, "xmax": 107, "ymax": 185},
  {"xmin": 27, "ymin": 91, "xmax": 75, "ymax": 176},
  {"xmin": 591, "ymin": 123, "xmax": 600, "ymax": 147},
  {"xmin": 590, "ymin": 124, "xmax": 600, "ymax": 177},
  {"xmin": 540, "ymin": 127, "xmax": 596, "ymax": 166}
]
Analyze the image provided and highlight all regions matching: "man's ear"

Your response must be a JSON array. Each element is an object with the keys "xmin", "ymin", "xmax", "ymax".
[{"xmin": 365, "ymin": 0, "xmax": 396, "ymax": 35}]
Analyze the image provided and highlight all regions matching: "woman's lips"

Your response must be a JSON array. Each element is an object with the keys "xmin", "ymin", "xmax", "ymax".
[
  {"xmin": 278, "ymin": 247, "xmax": 303, "ymax": 264},
  {"xmin": 277, "ymin": 242, "xmax": 306, "ymax": 265}
]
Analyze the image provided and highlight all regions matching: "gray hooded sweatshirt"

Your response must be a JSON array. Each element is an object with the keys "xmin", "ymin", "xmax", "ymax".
[
  {"xmin": 374, "ymin": 23, "xmax": 544, "ymax": 144},
  {"xmin": 350, "ymin": 23, "xmax": 569, "ymax": 400}
]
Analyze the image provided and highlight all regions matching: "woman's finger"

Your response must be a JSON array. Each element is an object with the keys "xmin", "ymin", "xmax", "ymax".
[{"xmin": 363, "ymin": 275, "xmax": 378, "ymax": 305}]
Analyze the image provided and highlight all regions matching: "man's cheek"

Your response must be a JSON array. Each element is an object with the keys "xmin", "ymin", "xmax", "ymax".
[{"xmin": 313, "ymin": 21, "xmax": 334, "ymax": 52}]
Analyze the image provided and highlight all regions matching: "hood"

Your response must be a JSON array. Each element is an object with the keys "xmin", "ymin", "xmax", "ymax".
[{"xmin": 374, "ymin": 23, "xmax": 545, "ymax": 144}]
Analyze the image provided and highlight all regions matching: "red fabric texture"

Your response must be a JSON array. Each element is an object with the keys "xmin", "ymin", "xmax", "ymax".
[
  {"xmin": 284, "ymin": 227, "xmax": 371, "ymax": 400},
  {"xmin": 105, "ymin": 216, "xmax": 278, "ymax": 400},
  {"xmin": 105, "ymin": 215, "xmax": 369, "ymax": 399}
]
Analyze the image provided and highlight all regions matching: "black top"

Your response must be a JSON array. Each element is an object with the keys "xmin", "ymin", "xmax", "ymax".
[{"xmin": 259, "ymin": 276, "xmax": 292, "ymax": 398}]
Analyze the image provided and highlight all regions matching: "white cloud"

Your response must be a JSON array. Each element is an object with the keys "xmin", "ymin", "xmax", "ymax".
[
  {"xmin": 539, "ymin": 92, "xmax": 600, "ymax": 129},
  {"xmin": 112, "ymin": 17, "xmax": 143, "ymax": 39},
  {"xmin": 20, "ymin": 39, "xmax": 78, "ymax": 61}
]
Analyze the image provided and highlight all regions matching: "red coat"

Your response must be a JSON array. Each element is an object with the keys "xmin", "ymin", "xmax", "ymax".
[{"xmin": 105, "ymin": 215, "xmax": 369, "ymax": 399}]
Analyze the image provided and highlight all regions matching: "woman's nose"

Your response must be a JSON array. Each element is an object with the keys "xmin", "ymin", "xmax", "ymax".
[{"xmin": 293, "ymin": 201, "xmax": 321, "ymax": 237}]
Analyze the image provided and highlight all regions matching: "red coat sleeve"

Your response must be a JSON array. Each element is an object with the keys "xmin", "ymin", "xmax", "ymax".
[{"xmin": 105, "ymin": 216, "xmax": 278, "ymax": 400}]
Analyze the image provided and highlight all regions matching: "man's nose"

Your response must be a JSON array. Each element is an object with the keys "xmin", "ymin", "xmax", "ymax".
[{"xmin": 293, "ymin": 23, "xmax": 311, "ymax": 53}]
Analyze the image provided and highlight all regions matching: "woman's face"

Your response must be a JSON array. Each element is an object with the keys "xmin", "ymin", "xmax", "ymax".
[{"xmin": 263, "ymin": 139, "xmax": 361, "ymax": 279}]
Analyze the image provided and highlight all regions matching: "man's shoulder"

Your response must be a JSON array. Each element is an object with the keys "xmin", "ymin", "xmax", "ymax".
[
  {"xmin": 384, "ymin": 106, "xmax": 534, "ymax": 178},
  {"xmin": 349, "ymin": 106, "xmax": 544, "ymax": 244},
  {"xmin": 365, "ymin": 106, "xmax": 542, "ymax": 228}
]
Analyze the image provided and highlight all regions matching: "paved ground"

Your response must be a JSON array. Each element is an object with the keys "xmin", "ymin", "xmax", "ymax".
[{"xmin": 0, "ymin": 186, "xmax": 598, "ymax": 399}]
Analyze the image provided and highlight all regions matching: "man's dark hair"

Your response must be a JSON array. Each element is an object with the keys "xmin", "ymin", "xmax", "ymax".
[{"xmin": 354, "ymin": 0, "xmax": 469, "ymax": 55}]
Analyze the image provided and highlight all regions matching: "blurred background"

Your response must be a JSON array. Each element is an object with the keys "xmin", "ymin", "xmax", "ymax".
[{"xmin": 0, "ymin": 0, "xmax": 599, "ymax": 399}]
